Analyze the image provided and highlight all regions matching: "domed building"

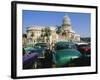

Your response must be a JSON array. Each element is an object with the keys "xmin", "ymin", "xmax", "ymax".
[{"xmin": 57, "ymin": 15, "xmax": 80, "ymax": 42}]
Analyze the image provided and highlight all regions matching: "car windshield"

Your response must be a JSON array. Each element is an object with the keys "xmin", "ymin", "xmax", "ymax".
[{"xmin": 55, "ymin": 43, "xmax": 76, "ymax": 50}]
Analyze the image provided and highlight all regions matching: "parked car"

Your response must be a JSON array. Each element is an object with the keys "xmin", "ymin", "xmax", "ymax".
[
  {"xmin": 33, "ymin": 42, "xmax": 50, "ymax": 58},
  {"xmin": 76, "ymin": 43, "xmax": 91, "ymax": 56},
  {"xmin": 52, "ymin": 41, "xmax": 82, "ymax": 67},
  {"xmin": 23, "ymin": 42, "xmax": 51, "ymax": 69},
  {"xmin": 23, "ymin": 47, "xmax": 40, "ymax": 69}
]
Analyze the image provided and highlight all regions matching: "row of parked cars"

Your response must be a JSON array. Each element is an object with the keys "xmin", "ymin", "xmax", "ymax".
[{"xmin": 23, "ymin": 41, "xmax": 91, "ymax": 69}]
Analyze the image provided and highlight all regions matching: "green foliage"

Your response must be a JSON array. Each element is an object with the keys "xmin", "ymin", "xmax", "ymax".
[
  {"xmin": 40, "ymin": 27, "xmax": 51, "ymax": 42},
  {"xmin": 56, "ymin": 25, "xmax": 62, "ymax": 35},
  {"xmin": 23, "ymin": 34, "xmax": 27, "ymax": 38},
  {"xmin": 80, "ymin": 37, "xmax": 91, "ymax": 42},
  {"xmin": 31, "ymin": 32, "xmax": 34, "ymax": 37}
]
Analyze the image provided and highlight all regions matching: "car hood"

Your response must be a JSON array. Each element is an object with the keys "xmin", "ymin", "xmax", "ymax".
[
  {"xmin": 24, "ymin": 47, "xmax": 34, "ymax": 51},
  {"xmin": 54, "ymin": 49, "xmax": 81, "ymax": 67}
]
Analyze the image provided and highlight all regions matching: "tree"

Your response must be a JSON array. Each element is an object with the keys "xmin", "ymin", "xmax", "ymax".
[
  {"xmin": 40, "ymin": 27, "xmax": 51, "ymax": 43},
  {"xmin": 56, "ymin": 26, "xmax": 70, "ymax": 41},
  {"xmin": 56, "ymin": 25, "xmax": 62, "ymax": 35},
  {"xmin": 62, "ymin": 30, "xmax": 67, "ymax": 40},
  {"xmin": 23, "ymin": 34, "xmax": 27, "ymax": 38},
  {"xmin": 56, "ymin": 25, "xmax": 67, "ymax": 39},
  {"xmin": 31, "ymin": 32, "xmax": 34, "ymax": 37},
  {"xmin": 22, "ymin": 34, "xmax": 27, "ymax": 47},
  {"xmin": 41, "ymin": 28, "xmax": 45, "ymax": 42},
  {"xmin": 30, "ymin": 32, "xmax": 34, "ymax": 44},
  {"xmin": 44, "ymin": 27, "xmax": 51, "ymax": 43}
]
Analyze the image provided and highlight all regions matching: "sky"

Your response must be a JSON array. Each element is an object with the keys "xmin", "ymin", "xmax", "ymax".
[{"xmin": 22, "ymin": 10, "xmax": 91, "ymax": 37}]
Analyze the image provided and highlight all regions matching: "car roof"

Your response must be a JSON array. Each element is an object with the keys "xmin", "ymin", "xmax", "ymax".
[
  {"xmin": 56, "ymin": 41, "xmax": 75, "ymax": 45},
  {"xmin": 34, "ymin": 42, "xmax": 47, "ymax": 45},
  {"xmin": 76, "ymin": 42, "xmax": 88, "ymax": 45},
  {"xmin": 55, "ymin": 41, "xmax": 75, "ymax": 45},
  {"xmin": 35, "ymin": 42, "xmax": 46, "ymax": 44}
]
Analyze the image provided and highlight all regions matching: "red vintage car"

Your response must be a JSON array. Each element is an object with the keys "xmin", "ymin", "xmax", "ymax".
[{"xmin": 76, "ymin": 43, "xmax": 91, "ymax": 55}]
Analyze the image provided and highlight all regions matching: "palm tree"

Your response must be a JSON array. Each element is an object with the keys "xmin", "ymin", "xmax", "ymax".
[
  {"xmin": 41, "ymin": 28, "xmax": 45, "ymax": 42},
  {"xmin": 62, "ymin": 30, "xmax": 67, "ymax": 40},
  {"xmin": 23, "ymin": 34, "xmax": 27, "ymax": 38},
  {"xmin": 31, "ymin": 32, "xmax": 34, "ymax": 37},
  {"xmin": 30, "ymin": 32, "xmax": 34, "ymax": 44},
  {"xmin": 56, "ymin": 25, "xmax": 69, "ymax": 40},
  {"xmin": 44, "ymin": 27, "xmax": 51, "ymax": 43},
  {"xmin": 56, "ymin": 25, "xmax": 62, "ymax": 35},
  {"xmin": 40, "ymin": 28, "xmax": 51, "ymax": 43},
  {"xmin": 56, "ymin": 26, "xmax": 71, "ymax": 41},
  {"xmin": 22, "ymin": 34, "xmax": 27, "ymax": 47}
]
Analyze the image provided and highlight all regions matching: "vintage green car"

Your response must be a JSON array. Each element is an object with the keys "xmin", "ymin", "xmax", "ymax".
[{"xmin": 53, "ymin": 41, "xmax": 82, "ymax": 67}]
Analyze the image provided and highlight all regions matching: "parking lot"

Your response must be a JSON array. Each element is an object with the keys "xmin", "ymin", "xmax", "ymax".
[{"xmin": 23, "ymin": 42, "xmax": 91, "ymax": 69}]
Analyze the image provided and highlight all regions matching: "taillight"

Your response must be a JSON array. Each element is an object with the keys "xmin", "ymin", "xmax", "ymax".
[{"xmin": 85, "ymin": 48, "xmax": 88, "ymax": 51}]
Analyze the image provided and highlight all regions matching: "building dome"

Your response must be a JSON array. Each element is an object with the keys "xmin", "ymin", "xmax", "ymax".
[
  {"xmin": 63, "ymin": 15, "xmax": 71, "ymax": 25},
  {"xmin": 62, "ymin": 15, "xmax": 72, "ymax": 31}
]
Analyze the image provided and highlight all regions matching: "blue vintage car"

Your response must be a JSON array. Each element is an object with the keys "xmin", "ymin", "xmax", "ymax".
[{"xmin": 52, "ymin": 41, "xmax": 82, "ymax": 67}]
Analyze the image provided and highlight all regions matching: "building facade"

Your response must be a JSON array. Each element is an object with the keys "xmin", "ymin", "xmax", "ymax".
[
  {"xmin": 27, "ymin": 26, "xmax": 58, "ymax": 44},
  {"xmin": 23, "ymin": 15, "xmax": 80, "ymax": 45}
]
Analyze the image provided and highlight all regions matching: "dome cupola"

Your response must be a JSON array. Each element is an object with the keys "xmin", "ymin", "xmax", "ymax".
[{"xmin": 62, "ymin": 15, "xmax": 71, "ymax": 26}]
